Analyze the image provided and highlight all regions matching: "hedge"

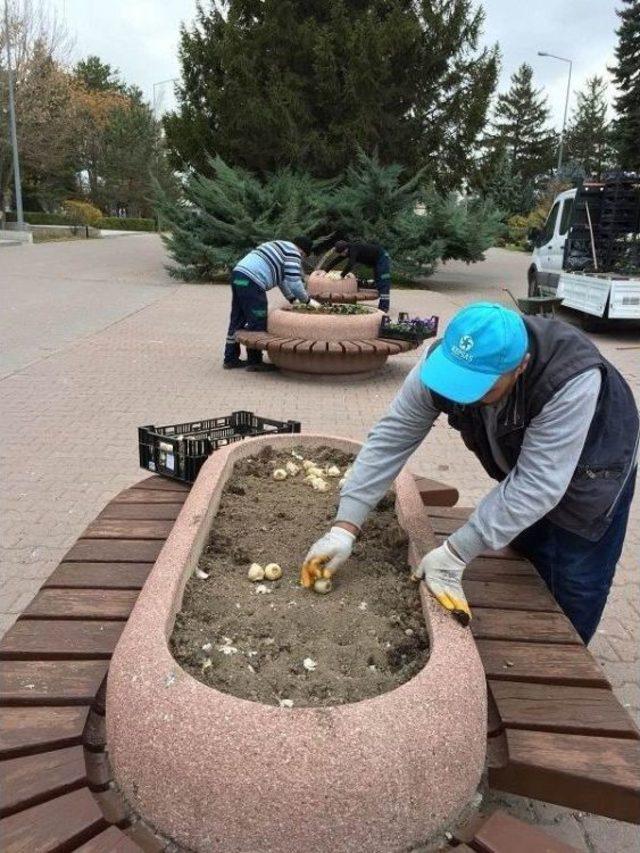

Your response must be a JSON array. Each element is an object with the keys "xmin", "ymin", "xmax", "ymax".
[
  {"xmin": 4, "ymin": 211, "xmax": 157, "ymax": 232},
  {"xmin": 95, "ymin": 217, "xmax": 156, "ymax": 232},
  {"xmin": 5, "ymin": 211, "xmax": 69, "ymax": 226}
]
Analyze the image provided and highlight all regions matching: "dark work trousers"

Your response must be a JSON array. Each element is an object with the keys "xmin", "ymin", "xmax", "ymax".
[
  {"xmin": 374, "ymin": 252, "xmax": 391, "ymax": 312},
  {"xmin": 224, "ymin": 271, "xmax": 268, "ymax": 365},
  {"xmin": 513, "ymin": 470, "xmax": 636, "ymax": 644}
]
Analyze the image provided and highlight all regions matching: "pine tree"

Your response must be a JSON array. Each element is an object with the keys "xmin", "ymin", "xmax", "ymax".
[
  {"xmin": 609, "ymin": 0, "xmax": 640, "ymax": 170},
  {"xmin": 163, "ymin": 0, "xmax": 498, "ymax": 188},
  {"xmin": 74, "ymin": 56, "xmax": 126, "ymax": 93},
  {"xmin": 481, "ymin": 148, "xmax": 534, "ymax": 216},
  {"xmin": 484, "ymin": 64, "xmax": 557, "ymax": 183},
  {"xmin": 564, "ymin": 76, "xmax": 611, "ymax": 178}
]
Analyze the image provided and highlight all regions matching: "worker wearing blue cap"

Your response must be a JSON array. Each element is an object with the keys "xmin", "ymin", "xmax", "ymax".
[{"xmin": 303, "ymin": 302, "xmax": 638, "ymax": 643}]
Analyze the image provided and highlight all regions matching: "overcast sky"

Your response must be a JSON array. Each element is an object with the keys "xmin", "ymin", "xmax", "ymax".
[{"xmin": 49, "ymin": 0, "xmax": 621, "ymax": 125}]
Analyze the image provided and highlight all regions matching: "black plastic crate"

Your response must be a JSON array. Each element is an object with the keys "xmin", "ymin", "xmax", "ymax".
[{"xmin": 138, "ymin": 411, "xmax": 301, "ymax": 484}]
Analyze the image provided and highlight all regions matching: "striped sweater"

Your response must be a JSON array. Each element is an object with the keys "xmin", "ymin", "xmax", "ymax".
[{"xmin": 234, "ymin": 240, "xmax": 309, "ymax": 302}]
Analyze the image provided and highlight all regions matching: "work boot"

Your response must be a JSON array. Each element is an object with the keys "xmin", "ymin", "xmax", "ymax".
[
  {"xmin": 246, "ymin": 362, "xmax": 278, "ymax": 373},
  {"xmin": 223, "ymin": 359, "xmax": 247, "ymax": 370}
]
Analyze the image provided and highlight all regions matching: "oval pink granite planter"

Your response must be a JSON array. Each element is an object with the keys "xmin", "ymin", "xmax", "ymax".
[{"xmin": 107, "ymin": 435, "xmax": 486, "ymax": 853}]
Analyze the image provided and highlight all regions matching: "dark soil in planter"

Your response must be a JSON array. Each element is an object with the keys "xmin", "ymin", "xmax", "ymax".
[
  {"xmin": 170, "ymin": 446, "xmax": 430, "ymax": 708},
  {"xmin": 289, "ymin": 303, "xmax": 373, "ymax": 315}
]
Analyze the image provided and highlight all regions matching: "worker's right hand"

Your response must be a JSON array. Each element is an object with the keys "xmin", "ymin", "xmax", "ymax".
[
  {"xmin": 307, "ymin": 298, "xmax": 322, "ymax": 308},
  {"xmin": 300, "ymin": 526, "xmax": 356, "ymax": 587}
]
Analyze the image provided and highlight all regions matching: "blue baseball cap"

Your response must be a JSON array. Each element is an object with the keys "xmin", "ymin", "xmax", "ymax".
[{"xmin": 421, "ymin": 302, "xmax": 528, "ymax": 404}]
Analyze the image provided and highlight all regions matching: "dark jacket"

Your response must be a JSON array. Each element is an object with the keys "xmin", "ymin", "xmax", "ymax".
[
  {"xmin": 430, "ymin": 316, "xmax": 639, "ymax": 541},
  {"xmin": 325, "ymin": 241, "xmax": 384, "ymax": 276}
]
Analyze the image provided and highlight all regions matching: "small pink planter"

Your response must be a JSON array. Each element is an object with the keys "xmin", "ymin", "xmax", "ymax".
[
  {"xmin": 308, "ymin": 270, "xmax": 358, "ymax": 296},
  {"xmin": 107, "ymin": 435, "xmax": 486, "ymax": 853}
]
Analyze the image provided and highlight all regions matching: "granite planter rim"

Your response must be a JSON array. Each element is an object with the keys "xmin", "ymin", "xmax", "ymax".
[{"xmin": 107, "ymin": 434, "xmax": 486, "ymax": 853}]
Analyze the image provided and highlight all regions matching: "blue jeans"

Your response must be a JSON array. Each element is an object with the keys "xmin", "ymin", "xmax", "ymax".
[
  {"xmin": 513, "ymin": 472, "xmax": 636, "ymax": 644},
  {"xmin": 224, "ymin": 271, "xmax": 267, "ymax": 365},
  {"xmin": 374, "ymin": 252, "xmax": 391, "ymax": 312}
]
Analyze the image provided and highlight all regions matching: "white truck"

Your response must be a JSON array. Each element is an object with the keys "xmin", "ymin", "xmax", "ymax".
[{"xmin": 527, "ymin": 178, "xmax": 640, "ymax": 328}]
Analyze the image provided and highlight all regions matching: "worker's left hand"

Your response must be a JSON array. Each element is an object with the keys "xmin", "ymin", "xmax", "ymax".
[
  {"xmin": 412, "ymin": 541, "xmax": 471, "ymax": 621},
  {"xmin": 308, "ymin": 298, "xmax": 321, "ymax": 308}
]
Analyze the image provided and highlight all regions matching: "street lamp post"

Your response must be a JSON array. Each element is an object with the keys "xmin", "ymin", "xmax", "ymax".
[
  {"xmin": 3, "ymin": 0, "xmax": 24, "ymax": 227},
  {"xmin": 538, "ymin": 51, "xmax": 573, "ymax": 176}
]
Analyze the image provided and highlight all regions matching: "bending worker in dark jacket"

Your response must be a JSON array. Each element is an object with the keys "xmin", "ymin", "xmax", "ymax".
[
  {"xmin": 325, "ymin": 240, "xmax": 392, "ymax": 312},
  {"xmin": 303, "ymin": 302, "xmax": 638, "ymax": 643}
]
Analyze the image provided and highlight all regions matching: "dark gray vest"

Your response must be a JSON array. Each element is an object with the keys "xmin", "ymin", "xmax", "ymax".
[{"xmin": 430, "ymin": 316, "xmax": 638, "ymax": 541}]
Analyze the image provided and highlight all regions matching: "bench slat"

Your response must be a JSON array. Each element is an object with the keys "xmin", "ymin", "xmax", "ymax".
[
  {"xmin": 131, "ymin": 476, "xmax": 189, "ymax": 492},
  {"xmin": 414, "ymin": 476, "xmax": 459, "ymax": 507},
  {"xmin": 45, "ymin": 562, "xmax": 152, "ymax": 590},
  {"xmin": 82, "ymin": 518, "xmax": 174, "ymax": 540},
  {"xmin": 0, "ymin": 787, "xmax": 107, "ymax": 851},
  {"xmin": 489, "ymin": 729, "xmax": 640, "ymax": 823},
  {"xmin": 489, "ymin": 680, "xmax": 640, "ymax": 739},
  {"xmin": 75, "ymin": 825, "xmax": 141, "ymax": 852},
  {"xmin": 0, "ymin": 660, "xmax": 108, "ymax": 705},
  {"xmin": 0, "ymin": 746, "xmax": 86, "ymax": 818},
  {"xmin": 476, "ymin": 639, "xmax": 608, "ymax": 687},
  {"xmin": 21, "ymin": 589, "xmax": 139, "ymax": 621},
  {"xmin": 112, "ymin": 488, "xmax": 189, "ymax": 504},
  {"xmin": 462, "ymin": 810, "xmax": 581, "ymax": 853},
  {"xmin": 465, "ymin": 558, "xmax": 537, "ymax": 580},
  {"xmin": 471, "ymin": 609, "xmax": 579, "ymax": 644},
  {"xmin": 98, "ymin": 502, "xmax": 183, "ymax": 520},
  {"xmin": 64, "ymin": 539, "xmax": 164, "ymax": 563},
  {"xmin": 464, "ymin": 579, "xmax": 562, "ymax": 612},
  {"xmin": 0, "ymin": 620, "xmax": 125, "ymax": 660},
  {"xmin": 0, "ymin": 706, "xmax": 89, "ymax": 758}
]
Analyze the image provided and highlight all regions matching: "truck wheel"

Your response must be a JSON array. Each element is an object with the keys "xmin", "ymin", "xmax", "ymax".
[{"xmin": 527, "ymin": 268, "xmax": 540, "ymax": 297}]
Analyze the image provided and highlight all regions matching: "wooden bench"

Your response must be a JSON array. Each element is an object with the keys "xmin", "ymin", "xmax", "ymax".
[
  {"xmin": 1, "ymin": 474, "xmax": 638, "ymax": 851},
  {"xmin": 235, "ymin": 329, "xmax": 417, "ymax": 357},
  {"xmin": 423, "ymin": 502, "xmax": 640, "ymax": 824}
]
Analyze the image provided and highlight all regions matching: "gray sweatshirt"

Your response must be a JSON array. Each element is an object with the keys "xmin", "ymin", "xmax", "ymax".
[{"xmin": 337, "ymin": 361, "xmax": 601, "ymax": 563}]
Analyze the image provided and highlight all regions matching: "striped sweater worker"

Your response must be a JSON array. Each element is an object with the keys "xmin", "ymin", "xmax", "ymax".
[{"xmin": 224, "ymin": 237, "xmax": 316, "ymax": 372}]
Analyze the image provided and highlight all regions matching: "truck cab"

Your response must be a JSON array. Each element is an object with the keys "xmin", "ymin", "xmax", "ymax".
[{"xmin": 528, "ymin": 188, "xmax": 576, "ymax": 297}]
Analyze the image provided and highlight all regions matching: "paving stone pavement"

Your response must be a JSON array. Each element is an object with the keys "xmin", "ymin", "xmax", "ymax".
[{"xmin": 1, "ymin": 236, "xmax": 638, "ymax": 851}]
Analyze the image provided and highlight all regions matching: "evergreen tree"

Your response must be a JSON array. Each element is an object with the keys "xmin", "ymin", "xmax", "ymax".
[
  {"xmin": 155, "ymin": 156, "xmax": 332, "ymax": 280},
  {"xmin": 484, "ymin": 63, "xmax": 556, "ymax": 182},
  {"xmin": 156, "ymin": 150, "xmax": 502, "ymax": 281},
  {"xmin": 74, "ymin": 55, "xmax": 126, "ymax": 93},
  {"xmin": 481, "ymin": 148, "xmax": 535, "ymax": 216},
  {"xmin": 100, "ymin": 88, "xmax": 165, "ymax": 217},
  {"xmin": 609, "ymin": 0, "xmax": 640, "ymax": 170},
  {"xmin": 163, "ymin": 0, "xmax": 498, "ymax": 188},
  {"xmin": 564, "ymin": 76, "xmax": 611, "ymax": 178}
]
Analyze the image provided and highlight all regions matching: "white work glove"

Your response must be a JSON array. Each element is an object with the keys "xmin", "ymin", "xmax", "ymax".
[
  {"xmin": 300, "ymin": 526, "xmax": 356, "ymax": 587},
  {"xmin": 307, "ymin": 298, "xmax": 321, "ymax": 308},
  {"xmin": 412, "ymin": 541, "xmax": 471, "ymax": 623}
]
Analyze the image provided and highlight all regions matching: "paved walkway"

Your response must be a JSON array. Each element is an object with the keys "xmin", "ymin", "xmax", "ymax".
[{"xmin": 0, "ymin": 235, "xmax": 638, "ymax": 850}]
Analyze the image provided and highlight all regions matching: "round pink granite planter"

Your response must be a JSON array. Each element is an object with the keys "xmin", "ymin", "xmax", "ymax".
[
  {"xmin": 107, "ymin": 435, "xmax": 486, "ymax": 853},
  {"xmin": 268, "ymin": 305, "xmax": 382, "ymax": 342}
]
